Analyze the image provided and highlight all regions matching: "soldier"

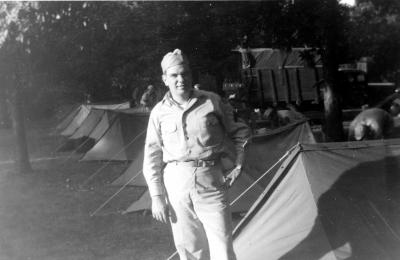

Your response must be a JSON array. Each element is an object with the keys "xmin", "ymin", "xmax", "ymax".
[
  {"xmin": 348, "ymin": 108, "xmax": 394, "ymax": 141},
  {"xmin": 143, "ymin": 49, "xmax": 250, "ymax": 260},
  {"xmin": 140, "ymin": 84, "xmax": 157, "ymax": 111}
]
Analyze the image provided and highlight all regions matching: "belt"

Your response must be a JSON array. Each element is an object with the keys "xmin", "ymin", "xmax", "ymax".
[{"xmin": 170, "ymin": 159, "xmax": 218, "ymax": 167}]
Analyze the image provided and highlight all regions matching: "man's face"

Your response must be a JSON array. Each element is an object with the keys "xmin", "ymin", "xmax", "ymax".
[{"xmin": 162, "ymin": 64, "xmax": 192, "ymax": 98}]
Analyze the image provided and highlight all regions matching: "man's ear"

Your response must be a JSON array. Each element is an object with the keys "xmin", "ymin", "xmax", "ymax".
[{"xmin": 162, "ymin": 74, "xmax": 167, "ymax": 86}]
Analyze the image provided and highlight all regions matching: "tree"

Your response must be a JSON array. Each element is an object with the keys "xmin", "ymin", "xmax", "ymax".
[
  {"xmin": 348, "ymin": 0, "xmax": 400, "ymax": 81},
  {"xmin": 0, "ymin": 2, "xmax": 35, "ymax": 173},
  {"xmin": 257, "ymin": 0, "xmax": 348, "ymax": 141}
]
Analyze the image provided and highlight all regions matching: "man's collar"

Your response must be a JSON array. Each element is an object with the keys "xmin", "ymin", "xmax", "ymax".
[{"xmin": 162, "ymin": 89, "xmax": 205, "ymax": 107}]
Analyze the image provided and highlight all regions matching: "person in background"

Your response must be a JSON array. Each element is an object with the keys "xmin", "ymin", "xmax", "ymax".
[
  {"xmin": 130, "ymin": 87, "xmax": 139, "ymax": 107},
  {"xmin": 140, "ymin": 84, "xmax": 157, "ymax": 111},
  {"xmin": 194, "ymin": 83, "xmax": 201, "ymax": 90},
  {"xmin": 389, "ymin": 98, "xmax": 400, "ymax": 117},
  {"xmin": 348, "ymin": 107, "xmax": 394, "ymax": 141},
  {"xmin": 85, "ymin": 93, "xmax": 92, "ymax": 104},
  {"xmin": 143, "ymin": 49, "xmax": 250, "ymax": 260}
]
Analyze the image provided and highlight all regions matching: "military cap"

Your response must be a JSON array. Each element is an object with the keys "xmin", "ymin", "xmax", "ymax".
[{"xmin": 161, "ymin": 49, "xmax": 189, "ymax": 73}]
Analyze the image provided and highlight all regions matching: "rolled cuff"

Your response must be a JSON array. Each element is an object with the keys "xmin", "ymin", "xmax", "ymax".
[{"xmin": 148, "ymin": 182, "xmax": 165, "ymax": 197}]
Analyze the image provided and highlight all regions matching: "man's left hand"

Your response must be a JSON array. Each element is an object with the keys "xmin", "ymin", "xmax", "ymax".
[{"xmin": 225, "ymin": 165, "xmax": 242, "ymax": 187}]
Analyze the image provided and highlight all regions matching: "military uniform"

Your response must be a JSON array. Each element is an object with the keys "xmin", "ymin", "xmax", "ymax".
[{"xmin": 143, "ymin": 89, "xmax": 250, "ymax": 260}]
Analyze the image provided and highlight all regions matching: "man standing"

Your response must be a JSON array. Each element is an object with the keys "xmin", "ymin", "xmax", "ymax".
[
  {"xmin": 140, "ymin": 84, "xmax": 157, "ymax": 111},
  {"xmin": 143, "ymin": 49, "xmax": 250, "ymax": 260}
]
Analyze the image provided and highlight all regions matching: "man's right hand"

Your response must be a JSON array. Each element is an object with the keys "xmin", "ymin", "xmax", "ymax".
[{"xmin": 151, "ymin": 195, "xmax": 169, "ymax": 224}]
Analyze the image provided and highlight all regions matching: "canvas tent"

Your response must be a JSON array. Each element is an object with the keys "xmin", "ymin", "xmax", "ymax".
[
  {"xmin": 56, "ymin": 101, "xmax": 130, "ymax": 134},
  {"xmin": 233, "ymin": 139, "xmax": 400, "ymax": 260},
  {"xmin": 87, "ymin": 101, "xmax": 130, "ymax": 110},
  {"xmin": 60, "ymin": 105, "xmax": 91, "ymax": 137},
  {"xmin": 74, "ymin": 109, "xmax": 118, "ymax": 149},
  {"xmin": 55, "ymin": 105, "xmax": 80, "ymax": 131},
  {"xmin": 56, "ymin": 108, "xmax": 107, "ymax": 152},
  {"xmin": 68, "ymin": 108, "xmax": 105, "ymax": 140},
  {"xmin": 80, "ymin": 110, "xmax": 149, "ymax": 161},
  {"xmin": 121, "ymin": 119, "xmax": 316, "ymax": 214}
]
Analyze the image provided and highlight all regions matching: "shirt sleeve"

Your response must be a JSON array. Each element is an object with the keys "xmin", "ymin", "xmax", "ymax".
[
  {"xmin": 218, "ymin": 98, "xmax": 251, "ymax": 166},
  {"xmin": 143, "ymin": 108, "xmax": 165, "ymax": 197}
]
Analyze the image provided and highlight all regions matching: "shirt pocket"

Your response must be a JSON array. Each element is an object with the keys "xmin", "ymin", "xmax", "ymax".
[
  {"xmin": 198, "ymin": 114, "xmax": 225, "ymax": 147},
  {"xmin": 161, "ymin": 121, "xmax": 179, "ymax": 146}
]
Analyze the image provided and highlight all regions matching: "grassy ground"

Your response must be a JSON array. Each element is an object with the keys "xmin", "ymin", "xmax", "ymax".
[{"xmin": 0, "ymin": 116, "xmax": 175, "ymax": 260}]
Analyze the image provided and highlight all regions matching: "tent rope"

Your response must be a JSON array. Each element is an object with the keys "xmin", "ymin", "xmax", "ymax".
[
  {"xmin": 165, "ymin": 144, "xmax": 298, "ymax": 260},
  {"xmin": 90, "ymin": 170, "xmax": 143, "ymax": 217},
  {"xmin": 229, "ymin": 145, "xmax": 296, "ymax": 206},
  {"xmin": 59, "ymin": 111, "xmax": 106, "ymax": 165},
  {"xmin": 81, "ymin": 130, "xmax": 146, "ymax": 187}
]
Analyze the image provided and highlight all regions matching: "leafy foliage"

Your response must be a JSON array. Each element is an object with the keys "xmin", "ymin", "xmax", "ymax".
[{"xmin": 0, "ymin": 1, "xmax": 398, "ymax": 107}]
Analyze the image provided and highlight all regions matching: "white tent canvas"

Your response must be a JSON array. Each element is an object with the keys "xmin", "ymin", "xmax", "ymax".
[
  {"xmin": 69, "ymin": 108, "xmax": 105, "ymax": 140},
  {"xmin": 80, "ymin": 111, "xmax": 148, "ymax": 161},
  {"xmin": 60, "ymin": 105, "xmax": 91, "ymax": 137},
  {"xmin": 233, "ymin": 140, "xmax": 400, "ymax": 260}
]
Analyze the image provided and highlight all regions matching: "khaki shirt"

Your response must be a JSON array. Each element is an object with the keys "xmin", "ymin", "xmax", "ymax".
[{"xmin": 143, "ymin": 89, "xmax": 251, "ymax": 196}]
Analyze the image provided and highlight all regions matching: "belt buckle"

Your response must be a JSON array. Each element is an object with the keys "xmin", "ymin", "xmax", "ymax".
[
  {"xmin": 196, "ymin": 160, "xmax": 204, "ymax": 167},
  {"xmin": 197, "ymin": 160, "xmax": 214, "ymax": 167}
]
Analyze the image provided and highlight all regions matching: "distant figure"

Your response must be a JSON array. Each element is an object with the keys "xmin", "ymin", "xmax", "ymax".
[
  {"xmin": 348, "ymin": 108, "xmax": 394, "ymax": 141},
  {"xmin": 238, "ymin": 35, "xmax": 252, "ymax": 69},
  {"xmin": 389, "ymin": 98, "xmax": 400, "ymax": 117},
  {"xmin": 130, "ymin": 87, "xmax": 139, "ymax": 108},
  {"xmin": 194, "ymin": 84, "xmax": 201, "ymax": 90},
  {"xmin": 85, "ymin": 93, "xmax": 92, "ymax": 104},
  {"xmin": 140, "ymin": 85, "xmax": 157, "ymax": 111},
  {"xmin": 263, "ymin": 107, "xmax": 280, "ymax": 128}
]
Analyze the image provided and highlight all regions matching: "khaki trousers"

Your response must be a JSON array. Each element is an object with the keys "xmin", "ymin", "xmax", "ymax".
[{"xmin": 163, "ymin": 163, "xmax": 236, "ymax": 260}]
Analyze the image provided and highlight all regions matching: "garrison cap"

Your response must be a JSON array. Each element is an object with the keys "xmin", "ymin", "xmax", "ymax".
[{"xmin": 161, "ymin": 49, "xmax": 189, "ymax": 73}]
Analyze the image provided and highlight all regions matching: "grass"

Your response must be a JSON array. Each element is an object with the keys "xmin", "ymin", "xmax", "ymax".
[{"xmin": 0, "ymin": 118, "xmax": 175, "ymax": 260}]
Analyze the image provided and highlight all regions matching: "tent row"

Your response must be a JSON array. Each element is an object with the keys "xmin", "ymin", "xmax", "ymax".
[
  {"xmin": 54, "ymin": 102, "xmax": 148, "ymax": 157},
  {"xmin": 56, "ymin": 102, "xmax": 318, "ymax": 215},
  {"xmin": 55, "ymin": 102, "xmax": 400, "ymax": 258}
]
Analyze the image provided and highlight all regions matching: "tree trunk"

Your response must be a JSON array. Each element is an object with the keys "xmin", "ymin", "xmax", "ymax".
[
  {"xmin": 321, "ymin": 81, "xmax": 344, "ymax": 141},
  {"xmin": 0, "ymin": 88, "xmax": 11, "ymax": 128},
  {"xmin": 10, "ymin": 85, "xmax": 32, "ymax": 173},
  {"xmin": 320, "ymin": 0, "xmax": 345, "ymax": 142}
]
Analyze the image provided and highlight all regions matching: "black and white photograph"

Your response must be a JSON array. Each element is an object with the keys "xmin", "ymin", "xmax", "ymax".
[{"xmin": 0, "ymin": 0, "xmax": 399, "ymax": 259}]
